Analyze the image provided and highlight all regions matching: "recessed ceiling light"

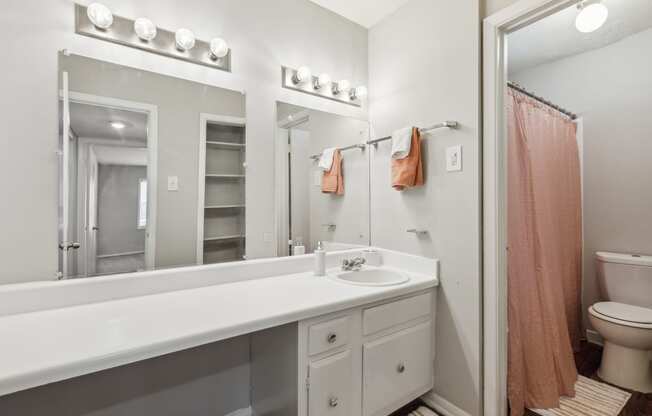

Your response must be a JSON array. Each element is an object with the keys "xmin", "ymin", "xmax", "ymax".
[
  {"xmin": 575, "ymin": 1, "xmax": 608, "ymax": 33},
  {"xmin": 110, "ymin": 121, "xmax": 127, "ymax": 130}
]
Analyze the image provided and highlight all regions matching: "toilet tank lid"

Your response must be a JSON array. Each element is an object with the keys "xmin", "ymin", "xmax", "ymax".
[
  {"xmin": 593, "ymin": 302, "xmax": 652, "ymax": 325},
  {"xmin": 596, "ymin": 251, "xmax": 652, "ymax": 267}
]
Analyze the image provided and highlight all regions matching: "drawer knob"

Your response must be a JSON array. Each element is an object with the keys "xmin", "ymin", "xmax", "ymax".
[
  {"xmin": 397, "ymin": 363, "xmax": 406, "ymax": 373},
  {"xmin": 327, "ymin": 333, "xmax": 337, "ymax": 344},
  {"xmin": 329, "ymin": 397, "xmax": 339, "ymax": 407}
]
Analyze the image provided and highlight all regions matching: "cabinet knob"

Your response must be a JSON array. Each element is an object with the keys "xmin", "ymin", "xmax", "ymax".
[
  {"xmin": 327, "ymin": 333, "xmax": 337, "ymax": 344},
  {"xmin": 397, "ymin": 362, "xmax": 406, "ymax": 373},
  {"xmin": 329, "ymin": 397, "xmax": 339, "ymax": 407}
]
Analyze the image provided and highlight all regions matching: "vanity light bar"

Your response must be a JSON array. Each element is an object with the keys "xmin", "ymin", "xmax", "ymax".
[
  {"xmin": 74, "ymin": 4, "xmax": 231, "ymax": 72},
  {"xmin": 281, "ymin": 66, "xmax": 364, "ymax": 107}
]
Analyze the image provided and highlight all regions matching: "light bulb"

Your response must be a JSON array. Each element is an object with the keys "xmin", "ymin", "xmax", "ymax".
[
  {"xmin": 175, "ymin": 28, "xmax": 196, "ymax": 51},
  {"xmin": 575, "ymin": 1, "xmax": 608, "ymax": 33},
  {"xmin": 87, "ymin": 3, "xmax": 113, "ymax": 30},
  {"xmin": 350, "ymin": 86, "xmax": 368, "ymax": 100},
  {"xmin": 209, "ymin": 38, "xmax": 229, "ymax": 59},
  {"xmin": 293, "ymin": 66, "xmax": 312, "ymax": 84},
  {"xmin": 134, "ymin": 18, "xmax": 157, "ymax": 41},
  {"xmin": 332, "ymin": 80, "xmax": 351, "ymax": 95},
  {"xmin": 314, "ymin": 73, "xmax": 331, "ymax": 90},
  {"xmin": 110, "ymin": 121, "xmax": 126, "ymax": 130}
]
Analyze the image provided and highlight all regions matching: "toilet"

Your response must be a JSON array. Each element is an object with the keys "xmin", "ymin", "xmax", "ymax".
[{"xmin": 588, "ymin": 251, "xmax": 652, "ymax": 393}]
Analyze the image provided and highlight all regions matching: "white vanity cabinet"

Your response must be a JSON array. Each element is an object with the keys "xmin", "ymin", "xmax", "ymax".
[{"xmin": 297, "ymin": 290, "xmax": 435, "ymax": 416}]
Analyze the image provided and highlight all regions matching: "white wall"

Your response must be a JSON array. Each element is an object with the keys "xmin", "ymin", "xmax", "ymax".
[
  {"xmin": 511, "ymin": 28, "xmax": 652, "ymax": 332},
  {"xmin": 368, "ymin": 0, "xmax": 482, "ymax": 415},
  {"xmin": 0, "ymin": 0, "xmax": 367, "ymax": 284}
]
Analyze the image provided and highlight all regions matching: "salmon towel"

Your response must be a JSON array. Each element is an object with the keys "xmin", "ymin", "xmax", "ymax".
[
  {"xmin": 392, "ymin": 127, "xmax": 423, "ymax": 190},
  {"xmin": 321, "ymin": 149, "xmax": 344, "ymax": 195}
]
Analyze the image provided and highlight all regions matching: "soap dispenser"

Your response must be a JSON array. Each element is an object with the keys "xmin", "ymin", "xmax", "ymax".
[{"xmin": 314, "ymin": 241, "xmax": 326, "ymax": 276}]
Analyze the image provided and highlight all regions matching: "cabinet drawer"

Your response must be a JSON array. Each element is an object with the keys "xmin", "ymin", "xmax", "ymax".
[
  {"xmin": 308, "ymin": 350, "xmax": 353, "ymax": 416},
  {"xmin": 363, "ymin": 322, "xmax": 432, "ymax": 416},
  {"xmin": 309, "ymin": 316, "xmax": 349, "ymax": 356},
  {"xmin": 363, "ymin": 293, "xmax": 431, "ymax": 336}
]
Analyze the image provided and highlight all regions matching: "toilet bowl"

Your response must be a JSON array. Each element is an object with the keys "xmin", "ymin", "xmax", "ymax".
[
  {"xmin": 590, "ymin": 251, "xmax": 652, "ymax": 393},
  {"xmin": 589, "ymin": 302, "xmax": 652, "ymax": 393}
]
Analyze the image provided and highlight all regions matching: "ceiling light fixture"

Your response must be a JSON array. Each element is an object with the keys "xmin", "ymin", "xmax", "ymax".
[
  {"xmin": 209, "ymin": 38, "xmax": 229, "ymax": 60},
  {"xmin": 314, "ymin": 73, "xmax": 331, "ymax": 90},
  {"xmin": 87, "ymin": 3, "xmax": 113, "ymax": 30},
  {"xmin": 292, "ymin": 66, "xmax": 312, "ymax": 85},
  {"xmin": 175, "ymin": 28, "xmax": 196, "ymax": 51},
  {"xmin": 575, "ymin": 0, "xmax": 608, "ymax": 33},
  {"xmin": 110, "ymin": 121, "xmax": 127, "ymax": 130},
  {"xmin": 134, "ymin": 18, "xmax": 157, "ymax": 41}
]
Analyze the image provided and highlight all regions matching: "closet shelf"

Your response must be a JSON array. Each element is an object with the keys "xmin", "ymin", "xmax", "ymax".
[
  {"xmin": 204, "ymin": 204, "xmax": 245, "ymax": 209},
  {"xmin": 204, "ymin": 235, "xmax": 246, "ymax": 242},
  {"xmin": 206, "ymin": 141, "xmax": 246, "ymax": 149},
  {"xmin": 205, "ymin": 174, "xmax": 245, "ymax": 179}
]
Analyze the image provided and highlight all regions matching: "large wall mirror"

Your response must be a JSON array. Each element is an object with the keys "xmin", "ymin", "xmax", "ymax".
[{"xmin": 57, "ymin": 53, "xmax": 370, "ymax": 280}]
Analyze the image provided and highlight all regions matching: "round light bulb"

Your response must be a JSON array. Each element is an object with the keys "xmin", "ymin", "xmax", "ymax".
[
  {"xmin": 575, "ymin": 2, "xmax": 608, "ymax": 33},
  {"xmin": 209, "ymin": 38, "xmax": 229, "ymax": 59},
  {"xmin": 134, "ymin": 18, "xmax": 157, "ymax": 41},
  {"xmin": 175, "ymin": 28, "xmax": 196, "ymax": 51},
  {"xmin": 110, "ymin": 121, "xmax": 126, "ymax": 130},
  {"xmin": 318, "ymin": 74, "xmax": 332, "ymax": 86},
  {"xmin": 356, "ymin": 86, "xmax": 368, "ymax": 98},
  {"xmin": 87, "ymin": 3, "xmax": 113, "ymax": 30},
  {"xmin": 338, "ymin": 80, "xmax": 351, "ymax": 92},
  {"xmin": 295, "ymin": 66, "xmax": 312, "ymax": 83}
]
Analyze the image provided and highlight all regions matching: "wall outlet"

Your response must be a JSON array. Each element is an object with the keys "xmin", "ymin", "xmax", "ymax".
[
  {"xmin": 446, "ymin": 145, "xmax": 463, "ymax": 172},
  {"xmin": 167, "ymin": 176, "xmax": 179, "ymax": 191}
]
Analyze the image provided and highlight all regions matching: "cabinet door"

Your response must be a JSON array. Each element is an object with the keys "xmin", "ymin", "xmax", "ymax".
[
  {"xmin": 363, "ymin": 322, "xmax": 432, "ymax": 416},
  {"xmin": 308, "ymin": 350, "xmax": 353, "ymax": 416}
]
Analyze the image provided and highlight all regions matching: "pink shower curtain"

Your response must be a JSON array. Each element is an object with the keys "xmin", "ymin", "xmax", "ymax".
[{"xmin": 507, "ymin": 88, "xmax": 583, "ymax": 416}]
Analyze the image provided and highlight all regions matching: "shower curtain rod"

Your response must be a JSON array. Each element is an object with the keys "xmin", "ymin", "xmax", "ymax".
[
  {"xmin": 309, "ymin": 120, "xmax": 459, "ymax": 160},
  {"xmin": 508, "ymin": 81, "xmax": 577, "ymax": 120}
]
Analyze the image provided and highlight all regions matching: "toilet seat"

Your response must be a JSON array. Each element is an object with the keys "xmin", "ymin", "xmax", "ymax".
[{"xmin": 590, "ymin": 302, "xmax": 652, "ymax": 329}]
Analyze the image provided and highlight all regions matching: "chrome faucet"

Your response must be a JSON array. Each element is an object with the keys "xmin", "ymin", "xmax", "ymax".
[{"xmin": 341, "ymin": 257, "xmax": 366, "ymax": 271}]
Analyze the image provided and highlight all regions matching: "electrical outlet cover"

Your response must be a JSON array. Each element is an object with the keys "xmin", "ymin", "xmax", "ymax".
[{"xmin": 446, "ymin": 145, "xmax": 462, "ymax": 172}]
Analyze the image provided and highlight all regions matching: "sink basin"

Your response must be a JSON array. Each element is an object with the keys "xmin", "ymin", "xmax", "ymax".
[{"xmin": 329, "ymin": 268, "xmax": 410, "ymax": 287}]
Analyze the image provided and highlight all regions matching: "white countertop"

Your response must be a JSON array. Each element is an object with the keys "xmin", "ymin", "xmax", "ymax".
[{"xmin": 0, "ymin": 263, "xmax": 437, "ymax": 397}]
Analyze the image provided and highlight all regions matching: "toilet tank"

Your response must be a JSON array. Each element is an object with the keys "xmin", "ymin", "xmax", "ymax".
[{"xmin": 596, "ymin": 251, "xmax": 652, "ymax": 308}]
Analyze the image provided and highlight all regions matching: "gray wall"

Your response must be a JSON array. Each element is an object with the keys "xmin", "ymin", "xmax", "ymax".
[
  {"xmin": 368, "ymin": 0, "xmax": 482, "ymax": 414},
  {"xmin": 61, "ymin": 54, "xmax": 245, "ymax": 270},
  {"xmin": 97, "ymin": 164, "xmax": 147, "ymax": 256},
  {"xmin": 0, "ymin": 335, "xmax": 250, "ymax": 416},
  {"xmin": 511, "ymin": 28, "xmax": 652, "ymax": 332},
  {"xmin": 0, "ymin": 0, "xmax": 367, "ymax": 284},
  {"xmin": 307, "ymin": 111, "xmax": 370, "ymax": 248}
]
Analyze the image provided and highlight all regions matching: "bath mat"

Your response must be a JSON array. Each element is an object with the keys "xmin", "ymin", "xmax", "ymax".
[
  {"xmin": 408, "ymin": 406, "xmax": 438, "ymax": 416},
  {"xmin": 530, "ymin": 375, "xmax": 631, "ymax": 416}
]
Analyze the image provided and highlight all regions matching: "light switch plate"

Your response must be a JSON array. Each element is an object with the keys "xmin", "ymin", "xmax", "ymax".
[
  {"xmin": 263, "ymin": 232, "xmax": 273, "ymax": 243},
  {"xmin": 167, "ymin": 176, "xmax": 179, "ymax": 191},
  {"xmin": 314, "ymin": 170, "xmax": 322, "ymax": 187},
  {"xmin": 446, "ymin": 145, "xmax": 463, "ymax": 172}
]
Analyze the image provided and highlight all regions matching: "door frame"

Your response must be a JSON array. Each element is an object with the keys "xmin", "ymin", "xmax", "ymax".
[
  {"xmin": 65, "ymin": 91, "xmax": 158, "ymax": 272},
  {"xmin": 483, "ymin": 1, "xmax": 577, "ymax": 415}
]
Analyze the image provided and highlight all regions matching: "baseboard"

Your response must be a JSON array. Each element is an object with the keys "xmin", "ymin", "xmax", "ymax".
[
  {"xmin": 224, "ymin": 407, "xmax": 252, "ymax": 416},
  {"xmin": 586, "ymin": 329, "xmax": 603, "ymax": 346},
  {"xmin": 421, "ymin": 392, "xmax": 471, "ymax": 416}
]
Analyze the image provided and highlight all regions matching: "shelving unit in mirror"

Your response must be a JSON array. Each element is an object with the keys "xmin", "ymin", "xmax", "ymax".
[{"xmin": 197, "ymin": 114, "xmax": 246, "ymax": 265}]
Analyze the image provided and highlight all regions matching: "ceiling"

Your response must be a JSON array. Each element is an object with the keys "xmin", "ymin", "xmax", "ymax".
[
  {"xmin": 508, "ymin": 0, "xmax": 652, "ymax": 74},
  {"xmin": 308, "ymin": 0, "xmax": 411, "ymax": 28},
  {"xmin": 69, "ymin": 102, "xmax": 148, "ymax": 143}
]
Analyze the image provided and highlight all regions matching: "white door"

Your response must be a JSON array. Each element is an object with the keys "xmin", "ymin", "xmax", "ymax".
[
  {"xmin": 59, "ymin": 71, "xmax": 79, "ymax": 278},
  {"xmin": 87, "ymin": 147, "xmax": 99, "ymax": 275}
]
